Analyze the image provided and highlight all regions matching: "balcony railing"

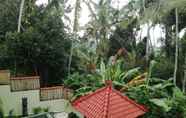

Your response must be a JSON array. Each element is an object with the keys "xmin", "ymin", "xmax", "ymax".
[
  {"xmin": 4, "ymin": 72, "xmax": 73, "ymax": 101},
  {"xmin": 10, "ymin": 76, "xmax": 40, "ymax": 91},
  {"xmin": 40, "ymin": 86, "xmax": 73, "ymax": 101}
]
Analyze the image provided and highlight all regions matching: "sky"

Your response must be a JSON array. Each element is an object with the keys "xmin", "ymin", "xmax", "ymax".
[
  {"xmin": 36, "ymin": 0, "xmax": 129, "ymax": 27},
  {"xmin": 36, "ymin": 0, "xmax": 185, "ymax": 47}
]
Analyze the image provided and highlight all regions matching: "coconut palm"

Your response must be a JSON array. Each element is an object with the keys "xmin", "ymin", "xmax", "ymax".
[
  {"xmin": 183, "ymin": 57, "xmax": 186, "ymax": 92},
  {"xmin": 15, "ymin": 0, "xmax": 26, "ymax": 76},
  {"xmin": 68, "ymin": 0, "xmax": 82, "ymax": 75},
  {"xmin": 83, "ymin": 0, "xmax": 121, "ymax": 41},
  {"xmin": 46, "ymin": 0, "xmax": 64, "ymax": 12},
  {"xmin": 83, "ymin": 0, "xmax": 129, "ymax": 59},
  {"xmin": 134, "ymin": 0, "xmax": 186, "ymax": 86},
  {"xmin": 17, "ymin": 0, "xmax": 25, "ymax": 33},
  {"xmin": 174, "ymin": 8, "xmax": 179, "ymax": 86}
]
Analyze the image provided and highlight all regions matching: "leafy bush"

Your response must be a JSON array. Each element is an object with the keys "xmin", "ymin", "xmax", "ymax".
[
  {"xmin": 43, "ymin": 107, "xmax": 50, "ymax": 113},
  {"xmin": 126, "ymin": 79, "xmax": 186, "ymax": 118},
  {"xmin": 32, "ymin": 107, "xmax": 50, "ymax": 114},
  {"xmin": 64, "ymin": 73, "xmax": 103, "ymax": 90},
  {"xmin": 68, "ymin": 112, "xmax": 79, "ymax": 118},
  {"xmin": 64, "ymin": 60, "xmax": 143, "ymax": 99},
  {"xmin": 151, "ymin": 57, "xmax": 174, "ymax": 80},
  {"xmin": 32, "ymin": 107, "xmax": 42, "ymax": 114},
  {"xmin": 4, "ymin": 7, "xmax": 71, "ymax": 85},
  {"xmin": 0, "ymin": 98, "xmax": 3, "ymax": 118},
  {"xmin": 65, "ymin": 56, "xmax": 186, "ymax": 117},
  {"xmin": 7, "ymin": 109, "xmax": 16, "ymax": 118}
]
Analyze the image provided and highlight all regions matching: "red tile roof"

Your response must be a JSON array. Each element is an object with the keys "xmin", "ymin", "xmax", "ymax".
[{"xmin": 72, "ymin": 81, "xmax": 148, "ymax": 118}]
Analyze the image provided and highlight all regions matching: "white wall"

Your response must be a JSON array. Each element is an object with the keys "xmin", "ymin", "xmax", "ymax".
[{"xmin": 0, "ymin": 85, "xmax": 78, "ymax": 116}]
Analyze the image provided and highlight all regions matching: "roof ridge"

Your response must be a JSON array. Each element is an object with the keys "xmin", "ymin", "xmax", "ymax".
[{"xmin": 104, "ymin": 86, "xmax": 112, "ymax": 118}]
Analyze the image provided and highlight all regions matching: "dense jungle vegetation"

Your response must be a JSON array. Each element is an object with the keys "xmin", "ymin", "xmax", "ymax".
[{"xmin": 0, "ymin": 0, "xmax": 186, "ymax": 117}]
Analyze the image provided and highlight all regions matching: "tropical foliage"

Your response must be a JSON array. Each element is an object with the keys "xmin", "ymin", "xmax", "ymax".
[
  {"xmin": 64, "ymin": 59, "xmax": 186, "ymax": 117},
  {"xmin": 0, "ymin": 0, "xmax": 71, "ymax": 86},
  {"xmin": 0, "ymin": 0, "xmax": 186, "ymax": 117}
]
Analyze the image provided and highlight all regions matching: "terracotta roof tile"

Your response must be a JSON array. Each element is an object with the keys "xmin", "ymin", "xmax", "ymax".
[{"xmin": 72, "ymin": 81, "xmax": 148, "ymax": 118}]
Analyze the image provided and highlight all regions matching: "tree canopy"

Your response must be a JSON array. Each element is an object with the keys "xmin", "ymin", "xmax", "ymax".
[{"xmin": 0, "ymin": 0, "xmax": 186, "ymax": 117}]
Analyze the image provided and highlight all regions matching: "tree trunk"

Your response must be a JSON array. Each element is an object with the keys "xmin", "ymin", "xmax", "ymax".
[
  {"xmin": 143, "ymin": 0, "xmax": 151, "ymax": 63},
  {"xmin": 18, "ymin": 0, "xmax": 25, "ymax": 33},
  {"xmin": 165, "ymin": 25, "xmax": 172, "ymax": 57},
  {"xmin": 73, "ymin": 0, "xmax": 80, "ymax": 33},
  {"xmin": 173, "ymin": 8, "xmax": 179, "ymax": 86},
  {"xmin": 183, "ymin": 57, "xmax": 186, "ymax": 92},
  {"xmin": 14, "ymin": 0, "xmax": 25, "ymax": 76},
  {"xmin": 68, "ymin": 0, "xmax": 81, "ymax": 75},
  {"xmin": 183, "ymin": 70, "xmax": 186, "ymax": 93},
  {"xmin": 146, "ymin": 24, "xmax": 151, "ymax": 63},
  {"xmin": 68, "ymin": 41, "xmax": 73, "ymax": 75}
]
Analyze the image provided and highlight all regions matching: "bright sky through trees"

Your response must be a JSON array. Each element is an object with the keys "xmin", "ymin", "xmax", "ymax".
[{"xmin": 36, "ymin": 0, "xmax": 185, "ymax": 47}]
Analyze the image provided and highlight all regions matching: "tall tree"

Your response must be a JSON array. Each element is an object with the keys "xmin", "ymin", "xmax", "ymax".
[
  {"xmin": 173, "ymin": 8, "xmax": 179, "ymax": 86},
  {"xmin": 137, "ymin": 0, "xmax": 186, "ymax": 85},
  {"xmin": 84, "ymin": 0, "xmax": 126, "ymax": 59},
  {"xmin": 68, "ymin": 0, "xmax": 81, "ymax": 75},
  {"xmin": 183, "ymin": 57, "xmax": 186, "ymax": 92},
  {"xmin": 17, "ymin": 0, "xmax": 25, "ymax": 33},
  {"xmin": 15, "ymin": 0, "xmax": 25, "ymax": 76}
]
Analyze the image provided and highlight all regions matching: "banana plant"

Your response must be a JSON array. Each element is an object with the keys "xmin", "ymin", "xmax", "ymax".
[
  {"xmin": 96, "ymin": 59, "xmax": 143, "ymax": 89},
  {"xmin": 65, "ymin": 59, "xmax": 144, "ymax": 100},
  {"xmin": 71, "ymin": 41, "xmax": 99, "ymax": 72},
  {"xmin": 149, "ymin": 87, "xmax": 186, "ymax": 113},
  {"xmin": 120, "ymin": 72, "xmax": 147, "ymax": 92}
]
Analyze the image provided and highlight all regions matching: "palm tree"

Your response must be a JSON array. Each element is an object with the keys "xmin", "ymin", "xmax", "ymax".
[
  {"xmin": 137, "ymin": 0, "xmax": 186, "ymax": 86},
  {"xmin": 142, "ymin": 0, "xmax": 151, "ymax": 62},
  {"xmin": 183, "ymin": 57, "xmax": 186, "ymax": 92},
  {"xmin": 17, "ymin": 0, "xmax": 25, "ymax": 33},
  {"xmin": 45, "ymin": 0, "xmax": 65, "ymax": 16},
  {"xmin": 84, "ymin": 0, "xmax": 119, "ymax": 41},
  {"xmin": 68, "ymin": 0, "xmax": 81, "ymax": 75},
  {"xmin": 83, "ymin": 0, "xmax": 126, "ymax": 59},
  {"xmin": 174, "ymin": 8, "xmax": 179, "ymax": 86},
  {"xmin": 73, "ymin": 0, "xmax": 81, "ymax": 33},
  {"xmin": 15, "ymin": 0, "xmax": 25, "ymax": 76}
]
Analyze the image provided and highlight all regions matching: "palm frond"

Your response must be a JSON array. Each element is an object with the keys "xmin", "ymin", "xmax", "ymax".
[{"xmin": 140, "ymin": 0, "xmax": 186, "ymax": 24}]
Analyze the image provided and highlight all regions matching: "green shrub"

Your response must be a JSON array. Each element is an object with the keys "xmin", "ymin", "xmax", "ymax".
[
  {"xmin": 0, "ymin": 109, "xmax": 3, "ymax": 118},
  {"xmin": 0, "ymin": 98, "xmax": 4, "ymax": 118},
  {"xmin": 32, "ymin": 107, "xmax": 42, "ymax": 114},
  {"xmin": 43, "ymin": 107, "xmax": 50, "ymax": 113},
  {"xmin": 151, "ymin": 58, "xmax": 174, "ymax": 80},
  {"xmin": 126, "ymin": 79, "xmax": 186, "ymax": 118},
  {"xmin": 68, "ymin": 112, "xmax": 79, "ymax": 118},
  {"xmin": 32, "ymin": 107, "xmax": 50, "ymax": 114}
]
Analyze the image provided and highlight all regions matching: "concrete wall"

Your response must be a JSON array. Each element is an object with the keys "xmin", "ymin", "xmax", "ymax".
[{"xmin": 0, "ymin": 85, "xmax": 78, "ymax": 116}]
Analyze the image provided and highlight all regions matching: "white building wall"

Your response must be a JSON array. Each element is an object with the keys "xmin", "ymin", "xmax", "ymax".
[{"xmin": 0, "ymin": 85, "xmax": 77, "ymax": 116}]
